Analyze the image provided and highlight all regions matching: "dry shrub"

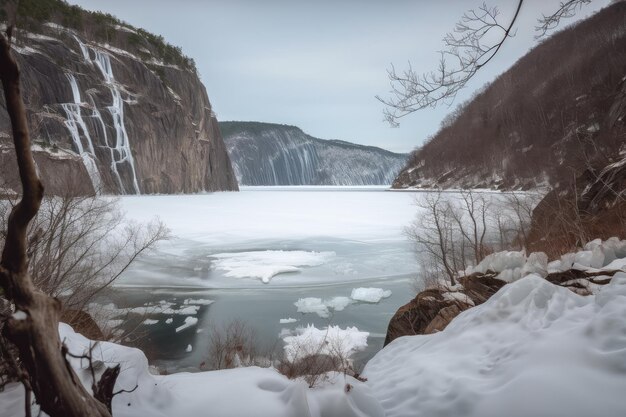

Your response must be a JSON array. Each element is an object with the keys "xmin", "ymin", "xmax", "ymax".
[
  {"xmin": 278, "ymin": 327, "xmax": 359, "ymax": 388},
  {"xmin": 528, "ymin": 185, "xmax": 626, "ymax": 259},
  {"xmin": 202, "ymin": 319, "xmax": 360, "ymax": 388},
  {"xmin": 0, "ymin": 190, "xmax": 168, "ymax": 385},
  {"xmin": 203, "ymin": 320, "xmax": 275, "ymax": 371}
]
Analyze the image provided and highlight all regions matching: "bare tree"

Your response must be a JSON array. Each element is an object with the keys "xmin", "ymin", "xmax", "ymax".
[
  {"xmin": 378, "ymin": 0, "xmax": 595, "ymax": 126},
  {"xmin": 0, "ymin": 193, "xmax": 169, "ymax": 316},
  {"xmin": 407, "ymin": 190, "xmax": 539, "ymax": 288},
  {"xmin": 0, "ymin": 30, "xmax": 112, "ymax": 417},
  {"xmin": 500, "ymin": 191, "xmax": 543, "ymax": 248},
  {"xmin": 406, "ymin": 192, "xmax": 460, "ymax": 286}
]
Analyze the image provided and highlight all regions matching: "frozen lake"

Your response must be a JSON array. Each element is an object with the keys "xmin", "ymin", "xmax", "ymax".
[
  {"xmin": 116, "ymin": 186, "xmax": 419, "ymax": 288},
  {"xmin": 103, "ymin": 186, "xmax": 422, "ymax": 370}
]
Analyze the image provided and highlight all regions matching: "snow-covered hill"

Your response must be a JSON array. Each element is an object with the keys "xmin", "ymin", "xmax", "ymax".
[{"xmin": 220, "ymin": 122, "xmax": 407, "ymax": 186}]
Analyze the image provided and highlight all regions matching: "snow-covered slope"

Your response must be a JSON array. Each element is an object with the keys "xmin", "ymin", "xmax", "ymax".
[
  {"xmin": 2, "ymin": 241, "xmax": 625, "ymax": 416},
  {"xmin": 0, "ymin": 324, "xmax": 384, "ymax": 417},
  {"xmin": 363, "ymin": 239, "xmax": 626, "ymax": 417},
  {"xmin": 220, "ymin": 122, "xmax": 407, "ymax": 186}
]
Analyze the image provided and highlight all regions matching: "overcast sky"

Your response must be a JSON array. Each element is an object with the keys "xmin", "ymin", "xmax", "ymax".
[{"xmin": 68, "ymin": 0, "xmax": 610, "ymax": 153}]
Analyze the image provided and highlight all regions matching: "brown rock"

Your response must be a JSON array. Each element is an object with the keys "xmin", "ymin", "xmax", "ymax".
[
  {"xmin": 423, "ymin": 304, "xmax": 468, "ymax": 335},
  {"xmin": 384, "ymin": 288, "xmax": 469, "ymax": 346},
  {"xmin": 458, "ymin": 272, "xmax": 506, "ymax": 304},
  {"xmin": 545, "ymin": 268, "xmax": 617, "ymax": 295},
  {"xmin": 385, "ymin": 267, "xmax": 617, "ymax": 345},
  {"xmin": 384, "ymin": 273, "xmax": 507, "ymax": 345}
]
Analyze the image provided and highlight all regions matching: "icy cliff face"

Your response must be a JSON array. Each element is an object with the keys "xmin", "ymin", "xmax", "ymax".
[
  {"xmin": 0, "ymin": 23, "xmax": 238, "ymax": 195},
  {"xmin": 221, "ymin": 122, "xmax": 407, "ymax": 186}
]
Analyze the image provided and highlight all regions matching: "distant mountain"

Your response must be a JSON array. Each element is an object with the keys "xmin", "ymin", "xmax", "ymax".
[
  {"xmin": 392, "ymin": 2, "xmax": 626, "ymax": 190},
  {"xmin": 220, "ymin": 121, "xmax": 407, "ymax": 186}
]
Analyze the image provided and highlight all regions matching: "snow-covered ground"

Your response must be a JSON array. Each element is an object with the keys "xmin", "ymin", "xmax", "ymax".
[
  {"xmin": 363, "ymin": 239, "xmax": 626, "ymax": 417},
  {"xmin": 364, "ymin": 273, "xmax": 626, "ymax": 417},
  {"xmin": 2, "ymin": 241, "xmax": 625, "ymax": 417},
  {"xmin": 0, "ymin": 323, "xmax": 384, "ymax": 417}
]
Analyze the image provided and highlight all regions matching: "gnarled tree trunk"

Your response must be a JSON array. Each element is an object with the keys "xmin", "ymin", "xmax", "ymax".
[{"xmin": 0, "ymin": 31, "xmax": 112, "ymax": 417}]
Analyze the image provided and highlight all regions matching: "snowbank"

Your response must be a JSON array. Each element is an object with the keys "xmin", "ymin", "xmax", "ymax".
[
  {"xmin": 363, "ymin": 273, "xmax": 626, "ymax": 417},
  {"xmin": 468, "ymin": 237, "xmax": 626, "ymax": 282},
  {"xmin": 0, "ymin": 323, "xmax": 383, "ymax": 417}
]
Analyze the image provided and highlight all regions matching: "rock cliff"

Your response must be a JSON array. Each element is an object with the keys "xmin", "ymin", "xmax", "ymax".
[
  {"xmin": 220, "ymin": 121, "xmax": 407, "ymax": 186},
  {"xmin": 0, "ymin": 10, "xmax": 238, "ymax": 195}
]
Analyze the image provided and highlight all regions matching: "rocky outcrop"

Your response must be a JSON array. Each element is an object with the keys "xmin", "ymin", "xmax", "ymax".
[
  {"xmin": 385, "ymin": 268, "xmax": 618, "ymax": 344},
  {"xmin": 220, "ymin": 121, "xmax": 407, "ymax": 186},
  {"xmin": 544, "ymin": 269, "xmax": 618, "ymax": 295},
  {"xmin": 384, "ymin": 273, "xmax": 506, "ymax": 346},
  {"xmin": 0, "ymin": 19, "xmax": 238, "ymax": 195}
]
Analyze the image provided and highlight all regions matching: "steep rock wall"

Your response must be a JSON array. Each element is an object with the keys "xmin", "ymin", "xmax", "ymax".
[
  {"xmin": 221, "ymin": 122, "xmax": 407, "ymax": 186},
  {"xmin": 0, "ymin": 23, "xmax": 238, "ymax": 195}
]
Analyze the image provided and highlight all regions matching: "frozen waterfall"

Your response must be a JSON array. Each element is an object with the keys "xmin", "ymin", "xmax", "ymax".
[
  {"xmin": 61, "ymin": 73, "xmax": 103, "ymax": 193},
  {"xmin": 70, "ymin": 36, "xmax": 141, "ymax": 194}
]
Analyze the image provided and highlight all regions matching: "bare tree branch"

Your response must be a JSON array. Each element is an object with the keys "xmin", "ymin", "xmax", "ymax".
[
  {"xmin": 536, "ymin": 0, "xmax": 593, "ymax": 37},
  {"xmin": 379, "ymin": 0, "xmax": 596, "ymax": 125},
  {"xmin": 377, "ymin": 1, "xmax": 524, "ymax": 126}
]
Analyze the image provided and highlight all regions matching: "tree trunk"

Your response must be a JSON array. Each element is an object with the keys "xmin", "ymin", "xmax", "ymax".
[{"xmin": 0, "ymin": 31, "xmax": 112, "ymax": 417}]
